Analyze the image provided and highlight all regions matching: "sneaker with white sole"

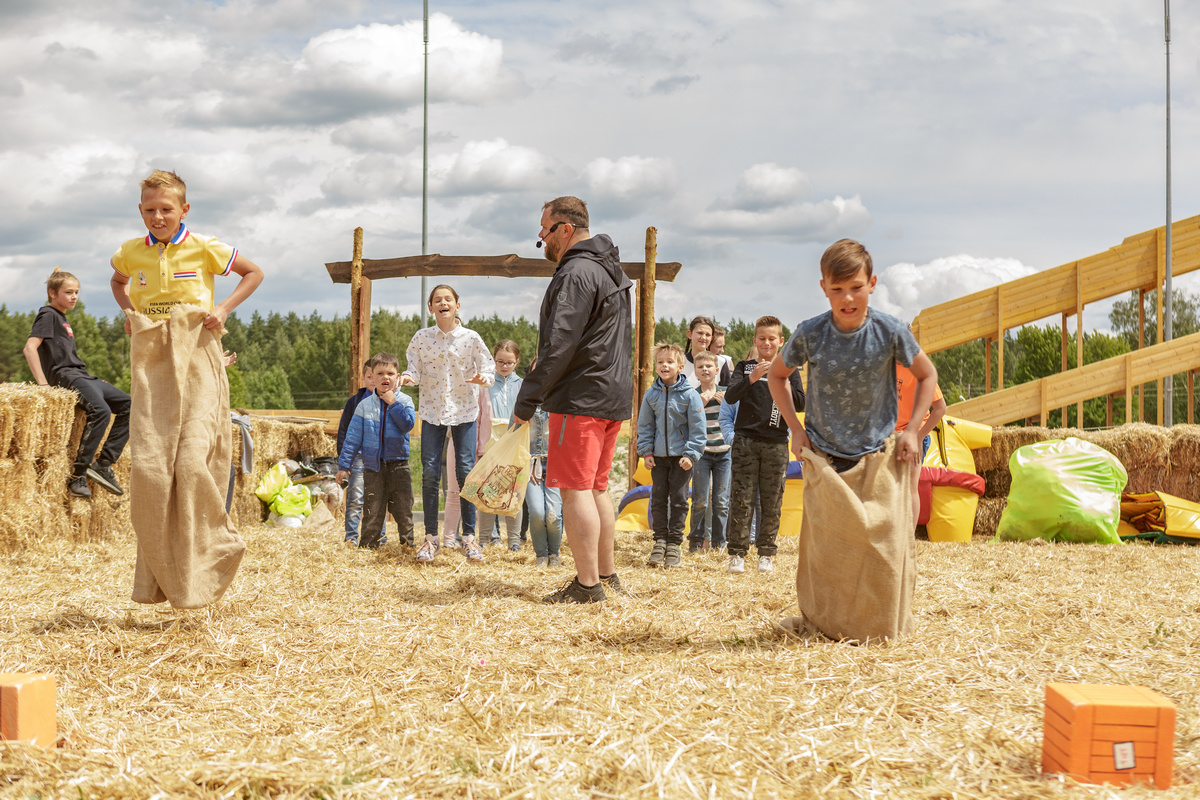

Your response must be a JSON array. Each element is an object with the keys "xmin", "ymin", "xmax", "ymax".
[
  {"xmin": 416, "ymin": 538, "xmax": 439, "ymax": 564},
  {"xmin": 86, "ymin": 463, "xmax": 124, "ymax": 495},
  {"xmin": 728, "ymin": 555, "xmax": 745, "ymax": 574},
  {"xmin": 535, "ymin": 556, "xmax": 549, "ymax": 568},
  {"xmin": 542, "ymin": 576, "xmax": 606, "ymax": 604},
  {"xmin": 663, "ymin": 543, "xmax": 682, "ymax": 568},
  {"xmin": 600, "ymin": 572, "xmax": 630, "ymax": 597},
  {"xmin": 647, "ymin": 539, "xmax": 667, "ymax": 567},
  {"xmin": 757, "ymin": 555, "xmax": 774, "ymax": 573},
  {"xmin": 547, "ymin": 554, "xmax": 561, "ymax": 567},
  {"xmin": 67, "ymin": 475, "xmax": 91, "ymax": 499},
  {"xmin": 462, "ymin": 537, "xmax": 484, "ymax": 563}
]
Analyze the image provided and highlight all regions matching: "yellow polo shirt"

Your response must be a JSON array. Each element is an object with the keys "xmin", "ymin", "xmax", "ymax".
[{"xmin": 110, "ymin": 223, "xmax": 238, "ymax": 319}]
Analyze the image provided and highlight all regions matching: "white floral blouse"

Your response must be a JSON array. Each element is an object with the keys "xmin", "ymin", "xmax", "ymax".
[{"xmin": 403, "ymin": 325, "xmax": 496, "ymax": 425}]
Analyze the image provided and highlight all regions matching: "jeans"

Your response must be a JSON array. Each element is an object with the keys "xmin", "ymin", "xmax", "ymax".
[
  {"xmin": 650, "ymin": 456, "xmax": 692, "ymax": 546},
  {"xmin": 69, "ymin": 376, "xmax": 131, "ymax": 477},
  {"xmin": 421, "ymin": 421, "xmax": 478, "ymax": 541},
  {"xmin": 478, "ymin": 511, "xmax": 520, "ymax": 547},
  {"xmin": 344, "ymin": 454, "xmax": 365, "ymax": 543},
  {"xmin": 688, "ymin": 449, "xmax": 731, "ymax": 549},
  {"xmin": 526, "ymin": 474, "xmax": 563, "ymax": 558},
  {"xmin": 361, "ymin": 460, "xmax": 414, "ymax": 549}
]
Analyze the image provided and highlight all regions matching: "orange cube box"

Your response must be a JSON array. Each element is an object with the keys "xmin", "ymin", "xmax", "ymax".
[
  {"xmin": 0, "ymin": 673, "xmax": 57, "ymax": 748},
  {"xmin": 1043, "ymin": 683, "xmax": 1174, "ymax": 789}
]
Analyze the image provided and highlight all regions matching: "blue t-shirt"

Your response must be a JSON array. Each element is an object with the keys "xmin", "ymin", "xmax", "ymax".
[{"xmin": 781, "ymin": 309, "xmax": 921, "ymax": 459}]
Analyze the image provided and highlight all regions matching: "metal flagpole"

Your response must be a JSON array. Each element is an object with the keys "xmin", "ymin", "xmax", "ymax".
[
  {"xmin": 421, "ymin": 0, "xmax": 430, "ymax": 329},
  {"xmin": 1164, "ymin": 0, "xmax": 1174, "ymax": 425}
]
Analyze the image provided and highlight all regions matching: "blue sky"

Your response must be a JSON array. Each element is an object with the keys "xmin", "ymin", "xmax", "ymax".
[{"xmin": 2, "ymin": 0, "xmax": 1198, "ymax": 331}]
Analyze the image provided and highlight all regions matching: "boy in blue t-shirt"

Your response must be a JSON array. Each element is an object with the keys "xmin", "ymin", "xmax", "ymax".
[{"xmin": 768, "ymin": 239, "xmax": 937, "ymax": 642}]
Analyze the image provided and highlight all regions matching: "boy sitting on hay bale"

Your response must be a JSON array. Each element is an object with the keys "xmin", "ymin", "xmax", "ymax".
[
  {"xmin": 768, "ymin": 239, "xmax": 938, "ymax": 643},
  {"xmin": 109, "ymin": 169, "xmax": 264, "ymax": 609}
]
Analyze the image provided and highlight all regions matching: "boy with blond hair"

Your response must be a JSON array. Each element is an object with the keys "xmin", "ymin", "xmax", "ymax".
[
  {"xmin": 110, "ymin": 169, "xmax": 264, "ymax": 609},
  {"xmin": 636, "ymin": 342, "xmax": 706, "ymax": 568},
  {"xmin": 769, "ymin": 238, "xmax": 937, "ymax": 643},
  {"xmin": 724, "ymin": 316, "xmax": 805, "ymax": 574}
]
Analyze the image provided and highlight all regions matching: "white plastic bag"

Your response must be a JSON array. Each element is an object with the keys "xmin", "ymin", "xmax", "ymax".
[{"xmin": 461, "ymin": 424, "xmax": 531, "ymax": 517}]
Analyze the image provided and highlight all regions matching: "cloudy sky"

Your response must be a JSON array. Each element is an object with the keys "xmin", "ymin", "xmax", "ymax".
[{"xmin": 2, "ymin": 0, "xmax": 1199, "ymax": 332}]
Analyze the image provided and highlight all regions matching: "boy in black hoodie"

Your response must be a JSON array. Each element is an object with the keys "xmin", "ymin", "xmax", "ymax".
[{"xmin": 724, "ymin": 315, "xmax": 804, "ymax": 575}]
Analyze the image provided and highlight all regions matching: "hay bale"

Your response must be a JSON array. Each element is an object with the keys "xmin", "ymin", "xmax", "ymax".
[
  {"xmin": 973, "ymin": 496, "xmax": 1006, "ymax": 539},
  {"xmin": 0, "ymin": 384, "xmax": 77, "ymax": 552}
]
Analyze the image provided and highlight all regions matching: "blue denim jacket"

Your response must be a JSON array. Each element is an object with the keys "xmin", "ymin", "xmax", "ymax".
[
  {"xmin": 636, "ymin": 373, "xmax": 706, "ymax": 461},
  {"xmin": 338, "ymin": 391, "xmax": 417, "ymax": 472}
]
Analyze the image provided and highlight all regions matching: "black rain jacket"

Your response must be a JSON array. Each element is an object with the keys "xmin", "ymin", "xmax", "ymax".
[{"xmin": 513, "ymin": 234, "xmax": 633, "ymax": 422}]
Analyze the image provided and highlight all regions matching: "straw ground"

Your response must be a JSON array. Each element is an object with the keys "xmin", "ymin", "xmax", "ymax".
[{"xmin": 2, "ymin": 525, "xmax": 1197, "ymax": 798}]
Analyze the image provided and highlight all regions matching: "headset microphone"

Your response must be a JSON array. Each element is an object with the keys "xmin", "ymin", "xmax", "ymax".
[{"xmin": 535, "ymin": 240, "xmax": 544, "ymax": 248}]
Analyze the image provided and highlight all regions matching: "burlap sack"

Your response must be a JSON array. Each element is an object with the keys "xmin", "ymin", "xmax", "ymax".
[
  {"xmin": 788, "ymin": 437, "xmax": 916, "ymax": 643},
  {"xmin": 128, "ymin": 306, "xmax": 245, "ymax": 608}
]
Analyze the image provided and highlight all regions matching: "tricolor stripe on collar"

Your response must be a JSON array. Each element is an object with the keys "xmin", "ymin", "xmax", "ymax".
[{"xmin": 144, "ymin": 222, "xmax": 190, "ymax": 246}]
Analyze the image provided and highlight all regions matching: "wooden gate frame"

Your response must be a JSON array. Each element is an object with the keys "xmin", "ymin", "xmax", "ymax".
[{"xmin": 326, "ymin": 227, "xmax": 681, "ymax": 490}]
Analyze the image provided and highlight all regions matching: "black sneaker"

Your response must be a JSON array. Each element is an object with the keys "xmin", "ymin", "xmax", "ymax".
[
  {"xmin": 86, "ymin": 463, "xmax": 124, "ymax": 496},
  {"xmin": 663, "ymin": 543, "xmax": 682, "ymax": 568},
  {"xmin": 542, "ymin": 577, "xmax": 607, "ymax": 604},
  {"xmin": 600, "ymin": 572, "xmax": 630, "ymax": 597},
  {"xmin": 647, "ymin": 539, "xmax": 666, "ymax": 567},
  {"xmin": 68, "ymin": 475, "xmax": 92, "ymax": 498}
]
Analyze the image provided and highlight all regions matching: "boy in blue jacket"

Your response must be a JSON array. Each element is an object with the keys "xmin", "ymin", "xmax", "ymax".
[
  {"xmin": 336, "ymin": 358, "xmax": 376, "ymax": 546},
  {"xmin": 637, "ymin": 343, "xmax": 706, "ymax": 569},
  {"xmin": 337, "ymin": 352, "xmax": 417, "ymax": 550}
]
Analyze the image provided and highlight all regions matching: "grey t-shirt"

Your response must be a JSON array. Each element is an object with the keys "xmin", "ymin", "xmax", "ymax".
[{"xmin": 781, "ymin": 309, "xmax": 921, "ymax": 459}]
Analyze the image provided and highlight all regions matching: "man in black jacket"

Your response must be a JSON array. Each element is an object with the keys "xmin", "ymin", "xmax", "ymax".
[{"xmin": 514, "ymin": 196, "xmax": 632, "ymax": 604}]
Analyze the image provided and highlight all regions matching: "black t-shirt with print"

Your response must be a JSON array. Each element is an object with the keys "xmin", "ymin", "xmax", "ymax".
[{"xmin": 29, "ymin": 305, "xmax": 91, "ymax": 388}]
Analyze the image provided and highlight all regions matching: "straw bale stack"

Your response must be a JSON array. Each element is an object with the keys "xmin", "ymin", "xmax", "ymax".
[
  {"xmin": 229, "ymin": 416, "xmax": 337, "ymax": 528},
  {"xmin": 972, "ymin": 496, "xmax": 1006, "ymax": 539},
  {"xmin": 1166, "ymin": 425, "xmax": 1200, "ymax": 500},
  {"xmin": 0, "ymin": 383, "xmax": 77, "ymax": 550}
]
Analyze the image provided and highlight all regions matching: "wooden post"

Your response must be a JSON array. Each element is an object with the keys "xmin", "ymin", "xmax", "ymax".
[
  {"xmin": 1189, "ymin": 371, "xmax": 1195, "ymax": 425},
  {"xmin": 349, "ymin": 227, "xmax": 366, "ymax": 394},
  {"xmin": 1106, "ymin": 394, "xmax": 1113, "ymax": 428},
  {"xmin": 996, "ymin": 285, "xmax": 1005, "ymax": 391},
  {"xmin": 1076, "ymin": 262, "xmax": 1084, "ymax": 427},
  {"xmin": 628, "ymin": 282, "xmax": 641, "ymax": 491},
  {"xmin": 1138, "ymin": 289, "xmax": 1145, "ymax": 421},
  {"xmin": 1157, "ymin": 233, "xmax": 1165, "ymax": 425},
  {"xmin": 1060, "ymin": 311, "xmax": 1069, "ymax": 426},
  {"xmin": 631, "ymin": 227, "xmax": 657, "ymax": 488},
  {"xmin": 1125, "ymin": 352, "xmax": 1134, "ymax": 425},
  {"xmin": 984, "ymin": 338, "xmax": 992, "ymax": 394}
]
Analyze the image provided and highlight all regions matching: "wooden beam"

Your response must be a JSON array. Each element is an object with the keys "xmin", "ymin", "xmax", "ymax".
[
  {"xmin": 984, "ymin": 338, "xmax": 991, "ymax": 395},
  {"xmin": 1076, "ymin": 261, "xmax": 1084, "ymax": 427},
  {"xmin": 1138, "ymin": 289, "xmax": 1145, "ymax": 421},
  {"xmin": 640, "ymin": 228, "xmax": 658, "ymax": 400},
  {"xmin": 326, "ymin": 254, "xmax": 681, "ymax": 284},
  {"xmin": 1190, "ymin": 371, "xmax": 1195, "ymax": 425},
  {"xmin": 1060, "ymin": 311, "xmax": 1068, "ymax": 426},
  {"xmin": 996, "ymin": 285, "xmax": 1005, "ymax": 391},
  {"xmin": 945, "ymin": 330, "xmax": 1200, "ymax": 427},
  {"xmin": 908, "ymin": 215, "xmax": 1200, "ymax": 355},
  {"xmin": 349, "ymin": 228, "xmax": 365, "ymax": 395}
]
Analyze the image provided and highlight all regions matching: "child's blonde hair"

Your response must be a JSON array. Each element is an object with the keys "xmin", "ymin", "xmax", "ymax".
[
  {"xmin": 820, "ymin": 239, "xmax": 873, "ymax": 282},
  {"xmin": 141, "ymin": 169, "xmax": 187, "ymax": 203},
  {"xmin": 693, "ymin": 350, "xmax": 718, "ymax": 367},
  {"xmin": 45, "ymin": 266, "xmax": 79, "ymax": 300},
  {"xmin": 653, "ymin": 342, "xmax": 686, "ymax": 364},
  {"xmin": 494, "ymin": 339, "xmax": 520, "ymax": 359}
]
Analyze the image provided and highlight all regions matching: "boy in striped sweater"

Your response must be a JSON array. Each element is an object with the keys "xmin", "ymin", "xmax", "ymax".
[{"xmin": 687, "ymin": 350, "xmax": 732, "ymax": 553}]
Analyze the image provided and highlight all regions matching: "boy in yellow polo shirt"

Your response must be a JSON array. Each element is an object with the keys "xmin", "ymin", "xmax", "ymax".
[{"xmin": 110, "ymin": 169, "xmax": 264, "ymax": 609}]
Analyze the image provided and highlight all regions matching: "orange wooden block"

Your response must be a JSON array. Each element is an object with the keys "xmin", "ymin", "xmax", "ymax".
[
  {"xmin": 1043, "ymin": 683, "xmax": 1174, "ymax": 789},
  {"xmin": 0, "ymin": 673, "xmax": 57, "ymax": 747}
]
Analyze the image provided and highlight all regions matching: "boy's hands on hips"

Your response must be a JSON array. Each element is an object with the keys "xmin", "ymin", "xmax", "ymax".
[
  {"xmin": 204, "ymin": 306, "xmax": 228, "ymax": 330},
  {"xmin": 896, "ymin": 429, "xmax": 921, "ymax": 464},
  {"xmin": 680, "ymin": 457, "xmax": 693, "ymax": 470}
]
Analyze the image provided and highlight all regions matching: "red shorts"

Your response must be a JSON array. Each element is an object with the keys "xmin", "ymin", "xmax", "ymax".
[{"xmin": 546, "ymin": 413, "xmax": 622, "ymax": 491}]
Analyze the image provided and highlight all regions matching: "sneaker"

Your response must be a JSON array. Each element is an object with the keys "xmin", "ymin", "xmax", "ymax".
[
  {"xmin": 663, "ymin": 543, "xmax": 682, "ymax": 568},
  {"xmin": 647, "ymin": 539, "xmax": 667, "ymax": 567},
  {"xmin": 547, "ymin": 554, "xmax": 561, "ymax": 568},
  {"xmin": 86, "ymin": 463, "xmax": 124, "ymax": 495},
  {"xmin": 687, "ymin": 541, "xmax": 702, "ymax": 555},
  {"xmin": 416, "ymin": 538, "xmax": 439, "ymax": 564},
  {"xmin": 728, "ymin": 555, "xmax": 745, "ymax": 574},
  {"xmin": 542, "ymin": 576, "xmax": 606, "ymax": 604},
  {"xmin": 343, "ymin": 537, "xmax": 359, "ymax": 547},
  {"xmin": 600, "ymin": 572, "xmax": 630, "ymax": 596},
  {"xmin": 758, "ymin": 555, "xmax": 774, "ymax": 573},
  {"xmin": 67, "ymin": 475, "xmax": 91, "ymax": 498},
  {"xmin": 535, "ymin": 556, "xmax": 549, "ymax": 568},
  {"xmin": 509, "ymin": 544, "xmax": 521, "ymax": 552},
  {"xmin": 463, "ymin": 537, "xmax": 484, "ymax": 563}
]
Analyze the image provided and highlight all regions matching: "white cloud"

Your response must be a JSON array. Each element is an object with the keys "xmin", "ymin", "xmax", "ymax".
[
  {"xmin": 584, "ymin": 156, "xmax": 680, "ymax": 219},
  {"xmin": 874, "ymin": 255, "xmax": 1039, "ymax": 322},
  {"xmin": 724, "ymin": 163, "xmax": 813, "ymax": 211},
  {"xmin": 696, "ymin": 195, "xmax": 872, "ymax": 241}
]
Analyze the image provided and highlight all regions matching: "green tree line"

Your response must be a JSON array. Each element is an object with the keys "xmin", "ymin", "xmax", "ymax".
[{"xmin": 2, "ymin": 291, "xmax": 1196, "ymax": 426}]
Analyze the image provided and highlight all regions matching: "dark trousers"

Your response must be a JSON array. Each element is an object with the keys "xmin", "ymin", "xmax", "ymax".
[
  {"xmin": 361, "ymin": 460, "xmax": 414, "ymax": 549},
  {"xmin": 650, "ymin": 456, "xmax": 692, "ymax": 546},
  {"xmin": 727, "ymin": 437, "xmax": 789, "ymax": 558},
  {"xmin": 69, "ymin": 377, "xmax": 131, "ymax": 477}
]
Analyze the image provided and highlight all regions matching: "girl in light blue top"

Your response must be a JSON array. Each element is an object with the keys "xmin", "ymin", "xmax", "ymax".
[{"xmin": 478, "ymin": 340, "xmax": 524, "ymax": 549}]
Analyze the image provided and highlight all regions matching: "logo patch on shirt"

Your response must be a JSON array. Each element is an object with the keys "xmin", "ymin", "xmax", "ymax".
[
  {"xmin": 173, "ymin": 271, "xmax": 198, "ymax": 279},
  {"xmin": 137, "ymin": 270, "xmax": 147, "ymax": 288},
  {"xmin": 63, "ymin": 323, "xmax": 74, "ymax": 338}
]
